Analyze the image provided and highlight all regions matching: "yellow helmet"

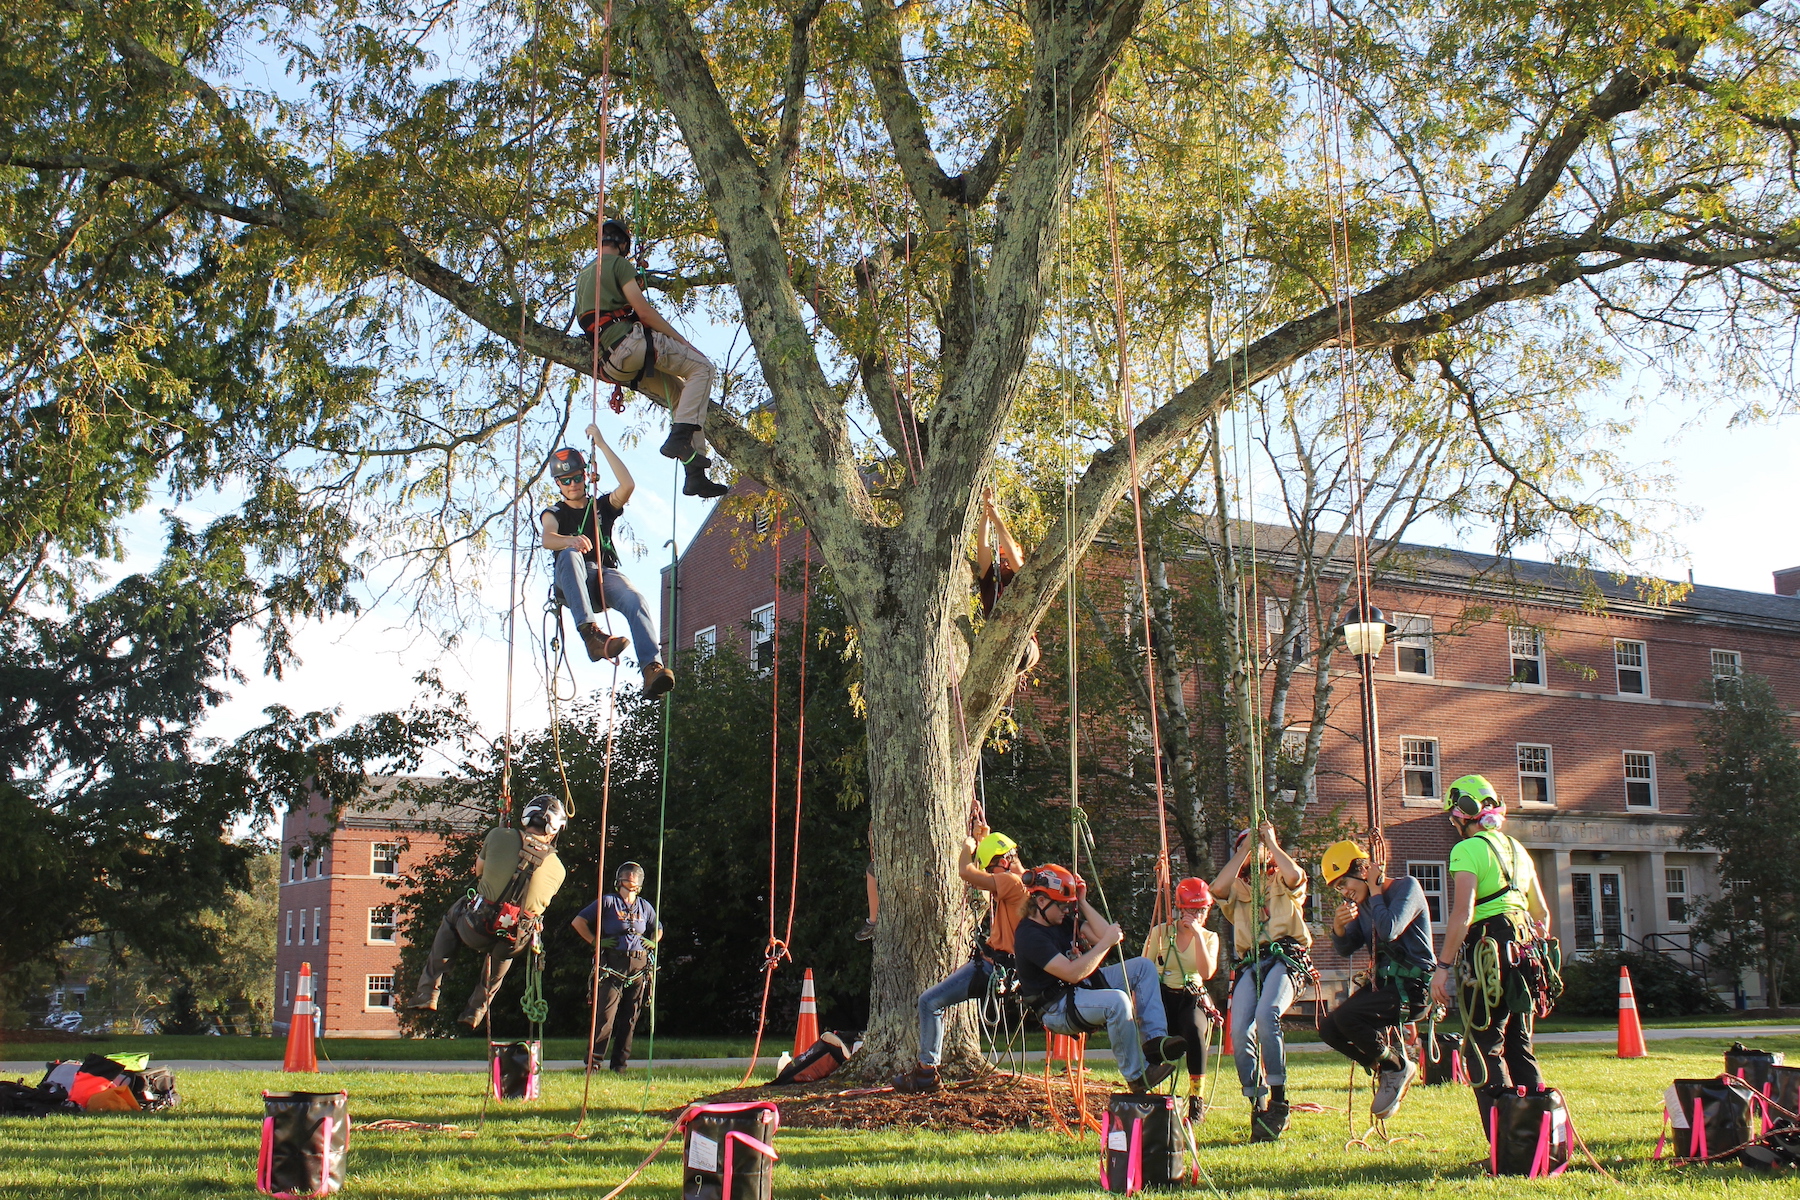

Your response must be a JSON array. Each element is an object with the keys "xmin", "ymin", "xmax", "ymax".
[
  {"xmin": 975, "ymin": 832, "xmax": 1019, "ymax": 870},
  {"xmin": 1320, "ymin": 839, "xmax": 1370, "ymax": 885}
]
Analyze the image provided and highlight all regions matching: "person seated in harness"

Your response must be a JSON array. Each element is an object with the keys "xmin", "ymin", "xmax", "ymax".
[
  {"xmin": 973, "ymin": 487, "xmax": 1042, "ymax": 675},
  {"xmin": 1142, "ymin": 877, "xmax": 1222, "ymax": 1122},
  {"xmin": 574, "ymin": 218, "xmax": 728, "ymax": 499},
  {"xmin": 542, "ymin": 430, "xmax": 675, "ymax": 697},
  {"xmin": 573, "ymin": 860, "xmax": 662, "ymax": 1072},
  {"xmin": 1320, "ymin": 830, "xmax": 1434, "ymax": 1122},
  {"xmin": 893, "ymin": 824, "xmax": 1029, "ymax": 1094},
  {"xmin": 1428, "ymin": 774, "xmax": 1557, "ymax": 1142},
  {"xmin": 407, "ymin": 795, "xmax": 570, "ymax": 1028},
  {"xmin": 1012, "ymin": 864, "xmax": 1186, "ymax": 1094},
  {"xmin": 1211, "ymin": 819, "xmax": 1312, "ymax": 1142}
]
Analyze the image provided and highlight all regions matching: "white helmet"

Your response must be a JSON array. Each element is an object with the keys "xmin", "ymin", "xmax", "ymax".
[{"xmin": 520, "ymin": 794, "xmax": 567, "ymax": 837}]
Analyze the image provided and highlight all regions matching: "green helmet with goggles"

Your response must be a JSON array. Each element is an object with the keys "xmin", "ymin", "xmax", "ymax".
[{"xmin": 1444, "ymin": 774, "xmax": 1505, "ymax": 827}]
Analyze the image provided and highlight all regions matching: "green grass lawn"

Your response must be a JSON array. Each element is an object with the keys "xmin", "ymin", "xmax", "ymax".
[{"xmin": 1, "ymin": 1036, "xmax": 1796, "ymax": 1199}]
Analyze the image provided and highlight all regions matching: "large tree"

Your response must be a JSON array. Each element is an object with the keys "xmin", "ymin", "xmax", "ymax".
[{"xmin": 7, "ymin": 0, "xmax": 1800, "ymax": 1070}]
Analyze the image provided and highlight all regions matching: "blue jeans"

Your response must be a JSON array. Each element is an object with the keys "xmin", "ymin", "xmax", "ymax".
[
  {"xmin": 1040, "ymin": 956, "xmax": 1168, "ymax": 1083},
  {"xmin": 917, "ymin": 960, "xmax": 992, "ymax": 1067},
  {"xmin": 554, "ymin": 550, "xmax": 661, "ymax": 667},
  {"xmin": 1230, "ymin": 957, "xmax": 1296, "ymax": 1099}
]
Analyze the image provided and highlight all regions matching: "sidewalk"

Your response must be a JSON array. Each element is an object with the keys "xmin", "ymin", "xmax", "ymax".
[{"xmin": 5, "ymin": 1024, "xmax": 1794, "ymax": 1076}]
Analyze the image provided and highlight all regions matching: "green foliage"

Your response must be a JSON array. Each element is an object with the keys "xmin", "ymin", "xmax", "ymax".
[
  {"xmin": 155, "ymin": 986, "xmax": 206, "ymax": 1035},
  {"xmin": 1555, "ymin": 950, "xmax": 1727, "ymax": 1019},
  {"xmin": 1673, "ymin": 672, "xmax": 1800, "ymax": 1010}
]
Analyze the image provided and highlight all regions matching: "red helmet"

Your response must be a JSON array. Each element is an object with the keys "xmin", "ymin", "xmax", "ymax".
[
  {"xmin": 1175, "ymin": 877, "xmax": 1212, "ymax": 910},
  {"xmin": 1023, "ymin": 864, "xmax": 1081, "ymax": 903}
]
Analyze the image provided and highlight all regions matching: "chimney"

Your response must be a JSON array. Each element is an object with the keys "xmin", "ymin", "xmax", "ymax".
[{"xmin": 1775, "ymin": 566, "xmax": 1800, "ymax": 597}]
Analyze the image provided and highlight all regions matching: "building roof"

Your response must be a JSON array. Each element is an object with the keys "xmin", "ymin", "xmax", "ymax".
[{"xmin": 326, "ymin": 775, "xmax": 488, "ymax": 832}]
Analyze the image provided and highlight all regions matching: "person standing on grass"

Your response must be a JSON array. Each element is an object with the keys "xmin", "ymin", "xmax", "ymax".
[
  {"xmin": 573, "ymin": 860, "xmax": 663, "ymax": 1072},
  {"xmin": 1143, "ymin": 877, "xmax": 1222, "ymax": 1121}
]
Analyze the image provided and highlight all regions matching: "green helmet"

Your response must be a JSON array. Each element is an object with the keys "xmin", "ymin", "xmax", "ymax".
[
  {"xmin": 1444, "ymin": 774, "xmax": 1503, "ymax": 819},
  {"xmin": 975, "ymin": 832, "xmax": 1019, "ymax": 870}
]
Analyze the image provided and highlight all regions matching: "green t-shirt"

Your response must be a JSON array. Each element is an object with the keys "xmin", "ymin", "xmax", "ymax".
[
  {"xmin": 1448, "ymin": 830, "xmax": 1535, "ymax": 923},
  {"xmin": 575, "ymin": 254, "xmax": 640, "ymax": 348},
  {"xmin": 477, "ymin": 827, "xmax": 568, "ymax": 917}
]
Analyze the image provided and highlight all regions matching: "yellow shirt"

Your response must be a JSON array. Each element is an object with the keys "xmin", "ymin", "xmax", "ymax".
[
  {"xmin": 1142, "ymin": 921, "xmax": 1220, "ymax": 989},
  {"xmin": 1218, "ymin": 873, "xmax": 1312, "ymax": 957}
]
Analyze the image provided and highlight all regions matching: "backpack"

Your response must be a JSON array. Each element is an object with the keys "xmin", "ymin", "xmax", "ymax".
[
  {"xmin": 1101, "ymin": 1093, "xmax": 1189, "ymax": 1192},
  {"xmin": 1657, "ymin": 1076, "xmax": 1755, "ymax": 1161},
  {"xmin": 473, "ymin": 834, "xmax": 553, "ymax": 941}
]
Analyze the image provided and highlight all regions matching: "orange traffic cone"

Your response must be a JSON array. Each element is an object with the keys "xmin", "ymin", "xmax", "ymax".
[
  {"xmin": 1617, "ymin": 965, "xmax": 1647, "ymax": 1058},
  {"xmin": 283, "ymin": 963, "xmax": 319, "ymax": 1073},
  {"xmin": 792, "ymin": 968, "xmax": 820, "ymax": 1056}
]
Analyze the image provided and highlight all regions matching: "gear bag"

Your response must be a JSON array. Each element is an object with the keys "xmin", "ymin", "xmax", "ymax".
[
  {"xmin": 770, "ymin": 1032, "xmax": 860, "ymax": 1086},
  {"xmin": 1101, "ymin": 1093, "xmax": 1188, "ymax": 1193},
  {"xmin": 257, "ymin": 1090, "xmax": 348, "ymax": 1198},
  {"xmin": 1657, "ymin": 1076, "xmax": 1755, "ymax": 1161},
  {"xmin": 1487, "ymin": 1086, "xmax": 1570, "ymax": 1177},
  {"xmin": 1422, "ymin": 1031, "xmax": 1468, "ymax": 1086},
  {"xmin": 1768, "ymin": 1065, "xmax": 1800, "ymax": 1130},
  {"xmin": 1725, "ymin": 1042, "xmax": 1785, "ymax": 1094},
  {"xmin": 489, "ymin": 1040, "xmax": 541, "ymax": 1101},
  {"xmin": 680, "ymin": 1101, "xmax": 779, "ymax": 1200}
]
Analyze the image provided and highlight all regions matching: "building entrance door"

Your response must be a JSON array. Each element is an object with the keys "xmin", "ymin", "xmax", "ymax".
[{"xmin": 1569, "ymin": 869, "xmax": 1625, "ymax": 951}]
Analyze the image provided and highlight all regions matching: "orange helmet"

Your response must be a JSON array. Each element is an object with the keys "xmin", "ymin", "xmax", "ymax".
[
  {"xmin": 1175, "ymin": 877, "xmax": 1212, "ymax": 910},
  {"xmin": 1022, "ymin": 864, "xmax": 1080, "ymax": 903}
]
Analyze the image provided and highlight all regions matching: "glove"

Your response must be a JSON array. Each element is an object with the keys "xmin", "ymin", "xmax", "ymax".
[{"xmin": 599, "ymin": 937, "xmax": 618, "ymax": 949}]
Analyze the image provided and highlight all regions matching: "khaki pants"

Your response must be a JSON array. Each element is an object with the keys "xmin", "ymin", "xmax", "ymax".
[{"xmin": 599, "ymin": 326, "xmax": 714, "ymax": 441}]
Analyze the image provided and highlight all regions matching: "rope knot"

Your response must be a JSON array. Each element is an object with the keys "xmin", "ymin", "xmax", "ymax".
[{"xmin": 763, "ymin": 939, "xmax": 791, "ymax": 972}]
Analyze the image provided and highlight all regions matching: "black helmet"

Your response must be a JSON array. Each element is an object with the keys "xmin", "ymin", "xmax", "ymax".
[
  {"xmin": 615, "ymin": 861, "xmax": 645, "ymax": 886},
  {"xmin": 601, "ymin": 218, "xmax": 631, "ymax": 254},
  {"xmin": 549, "ymin": 447, "xmax": 587, "ymax": 483},
  {"xmin": 520, "ymin": 794, "xmax": 567, "ymax": 837}
]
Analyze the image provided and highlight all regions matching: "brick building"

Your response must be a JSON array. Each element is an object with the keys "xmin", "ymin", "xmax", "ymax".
[
  {"xmin": 273, "ymin": 777, "xmax": 477, "ymax": 1036},
  {"xmin": 662, "ymin": 487, "xmax": 1800, "ymax": 1004}
]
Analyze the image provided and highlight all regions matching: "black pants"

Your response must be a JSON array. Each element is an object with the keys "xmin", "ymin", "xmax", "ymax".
[
  {"xmin": 410, "ymin": 896, "xmax": 533, "ymax": 1025},
  {"xmin": 1464, "ymin": 918, "xmax": 1544, "ymax": 1133},
  {"xmin": 593, "ymin": 949, "xmax": 651, "ymax": 1068},
  {"xmin": 1159, "ymin": 985, "xmax": 1213, "ymax": 1076},
  {"xmin": 1317, "ymin": 984, "xmax": 1404, "ymax": 1072}
]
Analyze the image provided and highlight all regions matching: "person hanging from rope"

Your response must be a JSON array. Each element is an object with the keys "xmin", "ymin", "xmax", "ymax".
[
  {"xmin": 893, "ymin": 825, "xmax": 1029, "ymax": 1094},
  {"xmin": 407, "ymin": 795, "xmax": 570, "ymax": 1029},
  {"xmin": 1013, "ymin": 864, "xmax": 1186, "ymax": 1094},
  {"xmin": 574, "ymin": 217, "xmax": 728, "ymax": 499},
  {"xmin": 1429, "ymin": 775, "xmax": 1558, "ymax": 1144},
  {"xmin": 1212, "ymin": 820, "xmax": 1314, "ymax": 1142},
  {"xmin": 1142, "ymin": 877, "xmax": 1222, "ymax": 1122},
  {"xmin": 572, "ymin": 860, "xmax": 663, "ymax": 1073},
  {"xmin": 973, "ymin": 486, "xmax": 1042, "ymax": 675},
  {"xmin": 1319, "ymin": 830, "xmax": 1434, "ymax": 1122},
  {"xmin": 542, "ymin": 427, "xmax": 676, "ymax": 697}
]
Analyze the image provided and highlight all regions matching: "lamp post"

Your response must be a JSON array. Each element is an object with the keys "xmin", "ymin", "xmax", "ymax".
[{"xmin": 1337, "ymin": 604, "xmax": 1397, "ymax": 832}]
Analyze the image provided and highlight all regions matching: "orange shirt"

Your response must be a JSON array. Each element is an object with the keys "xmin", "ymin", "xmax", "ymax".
[{"xmin": 987, "ymin": 872, "xmax": 1029, "ymax": 955}]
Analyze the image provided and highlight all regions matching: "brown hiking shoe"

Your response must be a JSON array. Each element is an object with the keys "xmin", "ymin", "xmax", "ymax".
[
  {"xmin": 893, "ymin": 1064, "xmax": 940, "ymax": 1094},
  {"xmin": 642, "ymin": 662, "xmax": 675, "ymax": 697}
]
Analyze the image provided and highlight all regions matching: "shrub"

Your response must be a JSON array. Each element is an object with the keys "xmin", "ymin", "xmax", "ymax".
[{"xmin": 1555, "ymin": 949, "xmax": 1726, "ymax": 1018}]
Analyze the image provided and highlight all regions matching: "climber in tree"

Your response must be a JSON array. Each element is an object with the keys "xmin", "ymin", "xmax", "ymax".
[
  {"xmin": 973, "ymin": 486, "xmax": 1042, "ymax": 674},
  {"xmin": 541, "ymin": 426, "xmax": 675, "ymax": 698},
  {"xmin": 575, "ymin": 218, "xmax": 729, "ymax": 499}
]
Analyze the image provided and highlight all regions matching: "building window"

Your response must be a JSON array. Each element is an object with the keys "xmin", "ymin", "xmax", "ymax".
[
  {"xmin": 297, "ymin": 909, "xmax": 306, "ymax": 946},
  {"xmin": 1517, "ymin": 744, "xmax": 1554, "ymax": 806},
  {"xmin": 288, "ymin": 854, "xmax": 297, "ymax": 883},
  {"xmin": 282, "ymin": 972, "xmax": 291, "ymax": 1007},
  {"xmin": 1508, "ymin": 626, "xmax": 1544, "ymax": 686},
  {"xmin": 301, "ymin": 853, "xmax": 310, "ymax": 881},
  {"xmin": 1394, "ymin": 614, "xmax": 1433, "ymax": 676},
  {"xmin": 313, "ymin": 907, "xmax": 323, "ymax": 944},
  {"xmin": 1265, "ymin": 597, "xmax": 1311, "ymax": 666},
  {"xmin": 693, "ymin": 625, "xmax": 717, "ymax": 655},
  {"xmin": 1275, "ymin": 726, "xmax": 1311, "ymax": 804},
  {"xmin": 1408, "ymin": 862, "xmax": 1446, "ymax": 925},
  {"xmin": 368, "ymin": 906, "xmax": 397, "ymax": 944},
  {"xmin": 317, "ymin": 847, "xmax": 327, "ymax": 877},
  {"xmin": 751, "ymin": 603, "xmax": 776, "ymax": 671},
  {"xmin": 365, "ymin": 975, "xmax": 395, "ymax": 1011},
  {"xmin": 371, "ymin": 843, "xmax": 399, "ymax": 876},
  {"xmin": 285, "ymin": 911, "xmax": 293, "ymax": 946},
  {"xmin": 1665, "ymin": 867, "xmax": 1689, "ymax": 925},
  {"xmin": 1401, "ymin": 738, "xmax": 1439, "ymax": 800},
  {"xmin": 1624, "ymin": 752, "xmax": 1657, "ymax": 809},
  {"xmin": 1711, "ymin": 649, "xmax": 1742, "ymax": 680},
  {"xmin": 1615, "ymin": 639, "xmax": 1647, "ymax": 695},
  {"xmin": 69, "ymin": 989, "xmax": 86, "ymax": 1011},
  {"xmin": 754, "ymin": 509, "xmax": 771, "ymax": 535}
]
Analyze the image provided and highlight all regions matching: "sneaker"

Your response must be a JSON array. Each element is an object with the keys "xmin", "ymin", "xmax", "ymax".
[
  {"xmin": 578, "ymin": 623, "xmax": 611, "ymax": 663},
  {"xmin": 1371, "ymin": 1055, "xmax": 1416, "ymax": 1120},
  {"xmin": 659, "ymin": 422, "xmax": 703, "ymax": 460},
  {"xmin": 893, "ymin": 1064, "xmax": 940, "ymax": 1094},
  {"xmin": 642, "ymin": 663, "xmax": 675, "ymax": 697},
  {"xmin": 855, "ymin": 918, "xmax": 877, "ymax": 942},
  {"xmin": 1142, "ymin": 1035, "xmax": 1187, "ymax": 1064}
]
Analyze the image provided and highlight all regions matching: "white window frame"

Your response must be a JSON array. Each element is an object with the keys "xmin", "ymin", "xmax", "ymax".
[
  {"xmin": 285, "ymin": 910, "xmax": 293, "ymax": 946},
  {"xmin": 1264, "ymin": 597, "xmax": 1311, "ymax": 667},
  {"xmin": 1276, "ymin": 725, "xmax": 1312, "ymax": 804},
  {"xmin": 1623, "ymin": 751, "xmax": 1658, "ymax": 810},
  {"xmin": 297, "ymin": 909, "xmax": 307, "ymax": 946},
  {"xmin": 371, "ymin": 842, "xmax": 399, "ymax": 876},
  {"xmin": 1393, "ymin": 614, "xmax": 1433, "ymax": 677},
  {"xmin": 282, "ymin": 972, "xmax": 291, "ymax": 1007},
  {"xmin": 750, "ymin": 603, "xmax": 776, "ymax": 672},
  {"xmin": 1516, "ymin": 743, "xmax": 1555, "ymax": 807},
  {"xmin": 1665, "ymin": 866, "xmax": 1690, "ymax": 927},
  {"xmin": 317, "ymin": 846, "xmax": 327, "ymax": 877},
  {"xmin": 301, "ymin": 853, "xmax": 310, "ymax": 880},
  {"xmin": 1615, "ymin": 639, "xmax": 1648, "ymax": 696},
  {"xmin": 1508, "ymin": 626, "xmax": 1545, "ymax": 687},
  {"xmin": 1408, "ymin": 861, "xmax": 1446, "ymax": 925},
  {"xmin": 288, "ymin": 855, "xmax": 297, "ymax": 883},
  {"xmin": 313, "ymin": 907, "xmax": 323, "ymax": 944},
  {"xmin": 1401, "ymin": 737, "xmax": 1439, "ymax": 804},
  {"xmin": 365, "ymin": 975, "xmax": 395, "ymax": 1012},
  {"xmin": 1711, "ymin": 649, "xmax": 1742, "ymax": 679},
  {"xmin": 367, "ymin": 905, "xmax": 397, "ymax": 944},
  {"xmin": 693, "ymin": 625, "xmax": 717, "ymax": 655}
]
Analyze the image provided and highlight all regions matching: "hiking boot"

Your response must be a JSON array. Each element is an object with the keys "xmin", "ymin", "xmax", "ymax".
[
  {"xmin": 1250, "ymin": 1099, "xmax": 1288, "ymax": 1142},
  {"xmin": 1138, "ymin": 1061, "xmax": 1177, "ymax": 1091},
  {"xmin": 893, "ymin": 1064, "xmax": 940, "ymax": 1094},
  {"xmin": 1187, "ymin": 1093, "xmax": 1206, "ymax": 1123},
  {"xmin": 855, "ymin": 918, "xmax": 877, "ymax": 942},
  {"xmin": 1143, "ymin": 1035, "xmax": 1187, "ymax": 1064},
  {"xmin": 659, "ymin": 422, "xmax": 703, "ymax": 460},
  {"xmin": 642, "ymin": 662, "xmax": 675, "ymax": 697},
  {"xmin": 1371, "ymin": 1055, "xmax": 1416, "ymax": 1120},
  {"xmin": 683, "ymin": 459, "xmax": 729, "ymax": 499},
  {"xmin": 577, "ymin": 623, "xmax": 609, "ymax": 662}
]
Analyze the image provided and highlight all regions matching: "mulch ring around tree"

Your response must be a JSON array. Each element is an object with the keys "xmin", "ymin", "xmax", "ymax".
[{"xmin": 683, "ymin": 1071, "xmax": 1106, "ymax": 1133}]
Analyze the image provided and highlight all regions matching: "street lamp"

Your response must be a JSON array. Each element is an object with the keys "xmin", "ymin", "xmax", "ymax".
[{"xmin": 1336, "ymin": 603, "xmax": 1397, "ymax": 832}]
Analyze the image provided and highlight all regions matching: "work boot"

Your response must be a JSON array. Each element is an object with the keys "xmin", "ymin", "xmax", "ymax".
[
  {"xmin": 1187, "ymin": 1093, "xmax": 1206, "ymax": 1123},
  {"xmin": 579, "ymin": 623, "xmax": 628, "ymax": 663},
  {"xmin": 1250, "ymin": 1099, "xmax": 1288, "ymax": 1142},
  {"xmin": 642, "ymin": 662, "xmax": 675, "ymax": 697},
  {"xmin": 855, "ymin": 918, "xmax": 877, "ymax": 942},
  {"xmin": 1371, "ymin": 1055, "xmax": 1416, "ymax": 1120},
  {"xmin": 1143, "ymin": 1035, "xmax": 1187, "ymax": 1065},
  {"xmin": 659, "ymin": 422, "xmax": 703, "ymax": 460},
  {"xmin": 893, "ymin": 1063, "xmax": 941, "ymax": 1094},
  {"xmin": 1137, "ymin": 1061, "xmax": 1177, "ymax": 1091},
  {"xmin": 683, "ymin": 458, "xmax": 729, "ymax": 499}
]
